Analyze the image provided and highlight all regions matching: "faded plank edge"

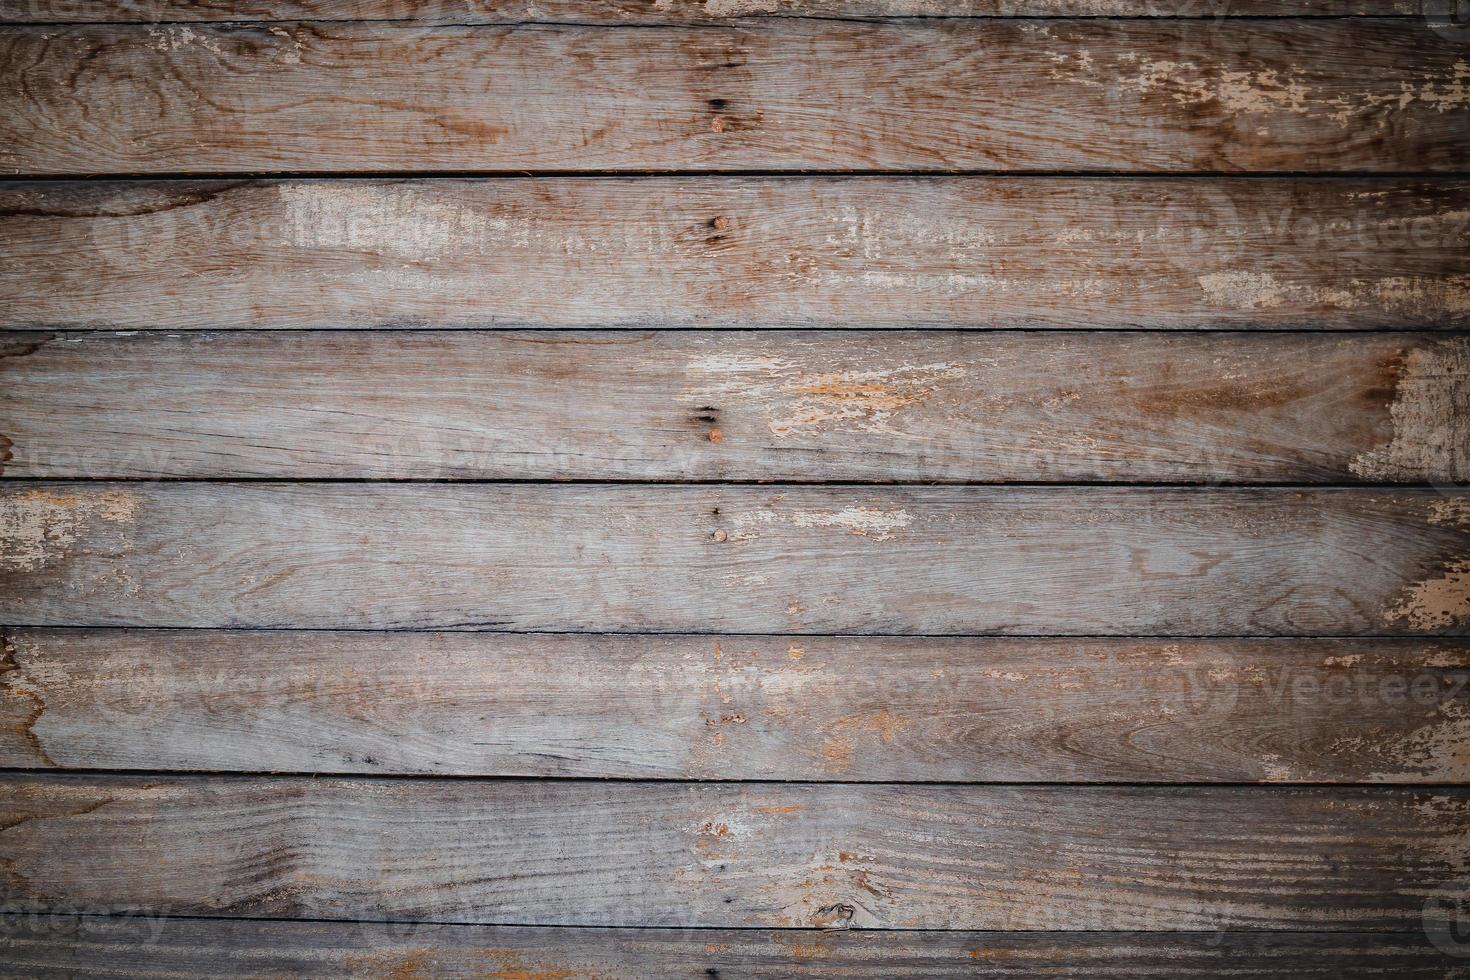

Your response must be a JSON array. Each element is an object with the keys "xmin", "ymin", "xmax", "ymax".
[
  {"xmin": 0, "ymin": 918, "xmax": 1462, "ymax": 980},
  {"xmin": 0, "ymin": 776, "xmax": 1465, "ymax": 930},
  {"xmin": 1, "ymin": 629, "xmax": 1466, "ymax": 783},
  {"xmin": 5, "ymin": 21, "xmax": 1468, "ymax": 174},
  {"xmin": 1, "ymin": 329, "xmax": 1466, "ymax": 482},
  {"xmin": 7, "ymin": 178, "xmax": 1469, "ymax": 331}
]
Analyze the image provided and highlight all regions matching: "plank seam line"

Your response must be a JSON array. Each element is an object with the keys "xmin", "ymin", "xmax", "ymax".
[
  {"xmin": 9, "ymin": 327, "xmax": 1470, "ymax": 338},
  {"xmin": 3, "ymin": 626, "xmax": 1460, "ymax": 639},
  {"xmin": 0, "ymin": 14, "xmax": 1433, "ymax": 29},
  {"xmin": 2, "ymin": 768, "xmax": 1467, "ymax": 788},
  {"xmin": 0, "ymin": 478, "xmax": 1460, "ymax": 488},
  {"xmin": 0, "ymin": 910, "xmax": 1444, "ymax": 936},
  {"xmin": 7, "ymin": 169, "xmax": 1470, "ymax": 181},
  {"xmin": 12, "ymin": 327, "xmax": 1470, "ymax": 337}
]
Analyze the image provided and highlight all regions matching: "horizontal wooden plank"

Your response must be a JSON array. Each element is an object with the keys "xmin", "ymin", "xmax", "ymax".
[
  {"xmin": 0, "ymin": 0, "xmax": 1426, "ymax": 24},
  {"xmin": 2, "ymin": 330, "xmax": 1465, "ymax": 482},
  {"xmin": 3, "ymin": 630, "xmax": 1466, "ymax": 781},
  {"xmin": 5, "ymin": 179, "xmax": 1469, "ymax": 331},
  {"xmin": 3, "ymin": 484, "xmax": 1469, "ymax": 634},
  {"xmin": 3, "ymin": 21, "xmax": 1467, "ymax": 174},
  {"xmin": 1, "ymin": 776, "xmax": 1465, "ymax": 929},
  {"xmin": 0, "ymin": 918, "xmax": 1461, "ymax": 979}
]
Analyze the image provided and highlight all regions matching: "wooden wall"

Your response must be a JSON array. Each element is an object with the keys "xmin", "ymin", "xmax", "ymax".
[{"xmin": 2, "ymin": 0, "xmax": 1469, "ymax": 975}]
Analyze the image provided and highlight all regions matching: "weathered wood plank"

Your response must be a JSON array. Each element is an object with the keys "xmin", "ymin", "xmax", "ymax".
[
  {"xmin": 3, "ymin": 21, "xmax": 1467, "ymax": 174},
  {"xmin": 2, "ymin": 330, "xmax": 1464, "ymax": 482},
  {"xmin": 5, "ymin": 179, "xmax": 1469, "ymax": 330},
  {"xmin": 0, "ymin": 0, "xmax": 1427, "ymax": 24},
  {"xmin": 0, "ymin": 776, "xmax": 1464, "ymax": 929},
  {"xmin": 3, "ymin": 484, "xmax": 1469, "ymax": 634},
  {"xmin": 0, "ymin": 917, "xmax": 1461, "ymax": 979},
  {"xmin": 3, "ymin": 630, "xmax": 1465, "ymax": 782}
]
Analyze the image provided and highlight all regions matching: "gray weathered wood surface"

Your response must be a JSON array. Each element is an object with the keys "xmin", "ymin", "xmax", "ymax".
[
  {"xmin": 0, "ymin": 776, "xmax": 1464, "ymax": 929},
  {"xmin": 0, "ymin": 0, "xmax": 1428, "ymax": 23},
  {"xmin": 0, "ymin": 917, "xmax": 1461, "ymax": 978},
  {"xmin": 3, "ymin": 630, "xmax": 1465, "ymax": 782},
  {"xmin": 3, "ymin": 21, "xmax": 1468, "ymax": 174},
  {"xmin": 4, "ymin": 484, "xmax": 1469, "ymax": 634},
  {"xmin": 5, "ymin": 179, "xmax": 1469, "ymax": 330},
  {"xmin": 3, "ymin": 330, "xmax": 1465, "ymax": 481}
]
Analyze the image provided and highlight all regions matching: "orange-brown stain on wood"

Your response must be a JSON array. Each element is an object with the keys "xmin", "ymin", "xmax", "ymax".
[{"xmin": 818, "ymin": 707, "xmax": 914, "ymax": 774}]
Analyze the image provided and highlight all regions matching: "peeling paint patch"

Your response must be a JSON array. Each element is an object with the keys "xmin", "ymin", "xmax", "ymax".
[
  {"xmin": 1418, "ymin": 60, "xmax": 1470, "ymax": 113},
  {"xmin": 1199, "ymin": 272, "xmax": 1470, "ymax": 318},
  {"xmin": 0, "ymin": 490, "xmax": 137, "ymax": 572},
  {"xmin": 147, "ymin": 25, "xmax": 225, "ymax": 56},
  {"xmin": 687, "ymin": 354, "xmax": 965, "ymax": 436},
  {"xmin": 1351, "ymin": 338, "xmax": 1470, "ymax": 482},
  {"xmin": 1341, "ymin": 701, "xmax": 1470, "ymax": 782},
  {"xmin": 730, "ymin": 506, "xmax": 912, "ymax": 542},
  {"xmin": 1386, "ymin": 559, "xmax": 1470, "ymax": 631}
]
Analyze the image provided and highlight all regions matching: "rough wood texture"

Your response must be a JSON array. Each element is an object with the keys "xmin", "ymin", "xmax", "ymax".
[
  {"xmin": 3, "ymin": 330, "xmax": 1466, "ymax": 482},
  {"xmin": 3, "ymin": 630, "xmax": 1466, "ymax": 782},
  {"xmin": 0, "ymin": 918, "xmax": 1460, "ymax": 979},
  {"xmin": 3, "ymin": 21, "xmax": 1468, "ymax": 174},
  {"xmin": 0, "ymin": 0, "xmax": 1427, "ymax": 24},
  {"xmin": 1, "ymin": 776, "xmax": 1465, "ymax": 929},
  {"xmin": 3, "ymin": 483, "xmax": 1470, "ymax": 634},
  {"xmin": 5, "ymin": 179, "xmax": 1470, "ymax": 330}
]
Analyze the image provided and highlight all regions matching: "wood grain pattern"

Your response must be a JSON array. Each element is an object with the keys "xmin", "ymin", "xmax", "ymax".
[
  {"xmin": 1, "ymin": 775, "xmax": 1465, "ymax": 929},
  {"xmin": 3, "ymin": 21, "xmax": 1468, "ymax": 174},
  {"xmin": 3, "ymin": 630, "xmax": 1466, "ymax": 782},
  {"xmin": 6, "ymin": 179, "xmax": 1470, "ymax": 330},
  {"xmin": 2, "ymin": 330, "xmax": 1465, "ymax": 482},
  {"xmin": 3, "ymin": 483, "xmax": 1470, "ymax": 634},
  {"xmin": 0, "ymin": 917, "xmax": 1461, "ymax": 979},
  {"xmin": 0, "ymin": 0, "xmax": 1427, "ymax": 24}
]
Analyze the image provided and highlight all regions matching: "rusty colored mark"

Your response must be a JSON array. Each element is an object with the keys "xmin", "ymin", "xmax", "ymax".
[
  {"xmin": 0, "ymin": 632, "xmax": 56, "ymax": 769},
  {"xmin": 341, "ymin": 949, "xmax": 433, "ymax": 980},
  {"xmin": 756, "ymin": 804, "xmax": 803, "ymax": 814},
  {"xmin": 820, "ymin": 736, "xmax": 854, "ymax": 773},
  {"xmin": 707, "ymin": 428, "xmax": 723, "ymax": 443}
]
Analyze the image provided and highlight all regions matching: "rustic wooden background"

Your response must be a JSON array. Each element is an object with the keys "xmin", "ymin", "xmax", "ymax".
[{"xmin": 2, "ymin": 0, "xmax": 1469, "ymax": 975}]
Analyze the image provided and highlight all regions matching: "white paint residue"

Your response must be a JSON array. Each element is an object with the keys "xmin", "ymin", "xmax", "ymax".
[{"xmin": 729, "ymin": 506, "xmax": 912, "ymax": 542}]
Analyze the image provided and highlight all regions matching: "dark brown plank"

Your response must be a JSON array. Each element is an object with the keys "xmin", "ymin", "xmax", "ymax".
[
  {"xmin": 2, "ymin": 483, "xmax": 1469, "ymax": 634},
  {"xmin": 0, "ymin": 776, "xmax": 1464, "ymax": 929},
  {"xmin": 0, "ymin": 0, "xmax": 1426, "ymax": 24},
  {"xmin": 1, "ymin": 330, "xmax": 1463, "ymax": 481},
  {"xmin": 0, "ymin": 917, "xmax": 1460, "ymax": 978},
  {"xmin": 3, "ymin": 630, "xmax": 1465, "ymax": 782},
  {"xmin": 3, "ymin": 21, "xmax": 1467, "ymax": 174},
  {"xmin": 5, "ymin": 179, "xmax": 1469, "ymax": 330}
]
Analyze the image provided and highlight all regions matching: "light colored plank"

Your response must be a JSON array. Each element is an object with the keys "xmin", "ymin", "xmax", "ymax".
[
  {"xmin": 2, "ymin": 330, "xmax": 1465, "ymax": 481},
  {"xmin": 3, "ymin": 630, "xmax": 1466, "ymax": 781},
  {"xmin": 0, "ymin": 776, "xmax": 1464, "ymax": 929},
  {"xmin": 0, "ymin": 0, "xmax": 1426, "ymax": 23},
  {"xmin": 0, "ymin": 917, "xmax": 1460, "ymax": 979},
  {"xmin": 3, "ymin": 21, "xmax": 1467, "ymax": 174},
  {"xmin": 2, "ymin": 483, "xmax": 1469, "ymax": 634},
  {"xmin": 5, "ymin": 179, "xmax": 1469, "ymax": 330}
]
